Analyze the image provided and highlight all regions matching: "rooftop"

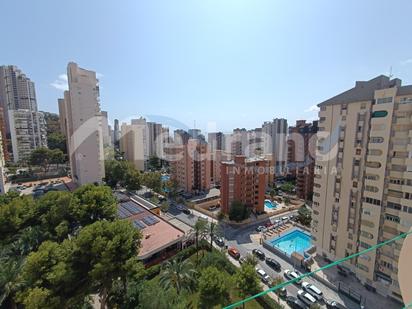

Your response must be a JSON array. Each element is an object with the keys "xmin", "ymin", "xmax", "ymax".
[
  {"xmin": 116, "ymin": 194, "xmax": 185, "ymax": 260},
  {"xmin": 318, "ymin": 75, "xmax": 412, "ymax": 107}
]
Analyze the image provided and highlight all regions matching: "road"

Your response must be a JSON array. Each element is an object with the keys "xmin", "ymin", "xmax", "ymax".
[{"xmin": 167, "ymin": 203, "xmax": 360, "ymax": 308}]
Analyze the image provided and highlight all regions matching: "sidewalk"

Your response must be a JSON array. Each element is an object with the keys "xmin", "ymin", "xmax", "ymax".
[{"xmin": 311, "ymin": 256, "xmax": 402, "ymax": 309}]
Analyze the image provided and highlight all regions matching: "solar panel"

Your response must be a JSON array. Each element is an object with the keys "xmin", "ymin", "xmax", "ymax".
[
  {"xmin": 142, "ymin": 215, "xmax": 160, "ymax": 226},
  {"xmin": 133, "ymin": 220, "xmax": 146, "ymax": 230},
  {"xmin": 122, "ymin": 201, "xmax": 143, "ymax": 215},
  {"xmin": 117, "ymin": 207, "xmax": 130, "ymax": 219}
]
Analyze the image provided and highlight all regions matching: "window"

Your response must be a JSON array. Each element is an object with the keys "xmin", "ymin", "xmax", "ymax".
[
  {"xmin": 365, "ymin": 185, "xmax": 379, "ymax": 193},
  {"xmin": 368, "ymin": 149, "xmax": 382, "ymax": 156},
  {"xmin": 360, "ymin": 230, "xmax": 374, "ymax": 239},
  {"xmin": 356, "ymin": 149, "xmax": 361, "ymax": 155},
  {"xmin": 376, "ymin": 97, "xmax": 393, "ymax": 104},
  {"xmin": 387, "ymin": 202, "xmax": 402, "ymax": 211},
  {"xmin": 385, "ymin": 214, "xmax": 400, "ymax": 223},
  {"xmin": 366, "ymin": 161, "xmax": 381, "ymax": 168},
  {"xmin": 389, "ymin": 178, "xmax": 404, "ymax": 185},
  {"xmin": 363, "ymin": 197, "xmax": 381, "ymax": 206},
  {"xmin": 370, "ymin": 137, "xmax": 384, "ymax": 143},
  {"xmin": 372, "ymin": 110, "xmax": 388, "ymax": 118},
  {"xmin": 365, "ymin": 174, "xmax": 379, "ymax": 181},
  {"xmin": 357, "ymin": 263, "xmax": 369, "ymax": 272},
  {"xmin": 360, "ymin": 242, "xmax": 371, "ymax": 249}
]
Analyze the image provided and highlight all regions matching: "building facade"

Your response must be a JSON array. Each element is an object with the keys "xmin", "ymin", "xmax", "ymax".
[
  {"xmin": 220, "ymin": 155, "xmax": 269, "ymax": 215},
  {"xmin": 168, "ymin": 137, "xmax": 211, "ymax": 193},
  {"xmin": 312, "ymin": 75, "xmax": 412, "ymax": 302},
  {"xmin": 120, "ymin": 120, "xmax": 148, "ymax": 171},
  {"xmin": 0, "ymin": 65, "xmax": 47, "ymax": 162},
  {"xmin": 262, "ymin": 118, "xmax": 288, "ymax": 176},
  {"xmin": 62, "ymin": 62, "xmax": 105, "ymax": 185},
  {"xmin": 287, "ymin": 120, "xmax": 318, "ymax": 200}
]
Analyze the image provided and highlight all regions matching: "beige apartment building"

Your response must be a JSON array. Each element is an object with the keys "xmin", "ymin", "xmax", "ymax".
[
  {"xmin": 312, "ymin": 75, "xmax": 412, "ymax": 303},
  {"xmin": 120, "ymin": 120, "xmax": 148, "ymax": 171},
  {"xmin": 61, "ymin": 62, "xmax": 105, "ymax": 185},
  {"xmin": 168, "ymin": 137, "xmax": 211, "ymax": 193}
]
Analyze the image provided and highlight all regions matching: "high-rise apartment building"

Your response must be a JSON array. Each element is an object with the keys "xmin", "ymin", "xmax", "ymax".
[
  {"xmin": 168, "ymin": 137, "xmax": 211, "ymax": 193},
  {"xmin": 58, "ymin": 98, "xmax": 67, "ymax": 136},
  {"xmin": 312, "ymin": 75, "xmax": 412, "ymax": 302},
  {"xmin": 101, "ymin": 111, "xmax": 111, "ymax": 147},
  {"xmin": 113, "ymin": 119, "xmax": 120, "ymax": 145},
  {"xmin": 208, "ymin": 132, "xmax": 225, "ymax": 152},
  {"xmin": 220, "ymin": 155, "xmax": 269, "ymax": 214},
  {"xmin": 287, "ymin": 120, "xmax": 318, "ymax": 200},
  {"xmin": 262, "ymin": 118, "xmax": 288, "ymax": 176},
  {"xmin": 62, "ymin": 62, "xmax": 105, "ymax": 185},
  {"xmin": 0, "ymin": 65, "xmax": 47, "ymax": 162},
  {"xmin": 120, "ymin": 120, "xmax": 148, "ymax": 171}
]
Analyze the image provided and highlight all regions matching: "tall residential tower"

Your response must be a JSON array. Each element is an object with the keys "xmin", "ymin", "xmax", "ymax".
[{"xmin": 312, "ymin": 75, "xmax": 412, "ymax": 302}]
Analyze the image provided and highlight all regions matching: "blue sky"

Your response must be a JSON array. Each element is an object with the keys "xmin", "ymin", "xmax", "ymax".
[{"xmin": 2, "ymin": 0, "xmax": 412, "ymax": 132}]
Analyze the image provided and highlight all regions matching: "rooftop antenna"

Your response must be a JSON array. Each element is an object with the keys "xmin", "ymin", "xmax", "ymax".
[{"xmin": 389, "ymin": 66, "xmax": 393, "ymax": 79}]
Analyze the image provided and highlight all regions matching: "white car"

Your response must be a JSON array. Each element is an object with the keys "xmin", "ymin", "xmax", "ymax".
[
  {"xmin": 256, "ymin": 268, "xmax": 271, "ymax": 284},
  {"xmin": 281, "ymin": 216, "xmax": 289, "ymax": 221},
  {"xmin": 302, "ymin": 281, "xmax": 323, "ymax": 301},
  {"xmin": 297, "ymin": 289, "xmax": 317, "ymax": 306},
  {"xmin": 284, "ymin": 269, "xmax": 302, "ymax": 284}
]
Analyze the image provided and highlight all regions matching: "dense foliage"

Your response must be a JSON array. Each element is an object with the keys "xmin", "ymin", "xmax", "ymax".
[
  {"xmin": 297, "ymin": 205, "xmax": 312, "ymax": 227},
  {"xmin": 0, "ymin": 184, "xmax": 142, "ymax": 309},
  {"xmin": 229, "ymin": 200, "xmax": 251, "ymax": 222}
]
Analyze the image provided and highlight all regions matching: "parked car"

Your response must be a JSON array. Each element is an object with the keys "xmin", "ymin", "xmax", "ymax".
[
  {"xmin": 297, "ymin": 289, "xmax": 317, "ymax": 307},
  {"xmin": 213, "ymin": 236, "xmax": 225, "ymax": 247},
  {"xmin": 286, "ymin": 296, "xmax": 307, "ymax": 309},
  {"xmin": 256, "ymin": 268, "xmax": 271, "ymax": 284},
  {"xmin": 265, "ymin": 257, "xmax": 281, "ymax": 271},
  {"xmin": 176, "ymin": 204, "xmax": 184, "ymax": 210},
  {"xmin": 182, "ymin": 208, "xmax": 191, "ymax": 215},
  {"xmin": 252, "ymin": 248, "xmax": 265, "ymax": 260},
  {"xmin": 302, "ymin": 281, "xmax": 323, "ymax": 301},
  {"xmin": 274, "ymin": 287, "xmax": 287, "ymax": 299},
  {"xmin": 265, "ymin": 221, "xmax": 273, "ymax": 228},
  {"xmin": 284, "ymin": 269, "xmax": 302, "ymax": 285},
  {"xmin": 255, "ymin": 225, "xmax": 266, "ymax": 232},
  {"xmin": 239, "ymin": 256, "xmax": 246, "ymax": 265},
  {"xmin": 281, "ymin": 216, "xmax": 289, "ymax": 221},
  {"xmin": 325, "ymin": 299, "xmax": 346, "ymax": 309},
  {"xmin": 228, "ymin": 247, "xmax": 240, "ymax": 259},
  {"xmin": 208, "ymin": 205, "xmax": 218, "ymax": 211}
]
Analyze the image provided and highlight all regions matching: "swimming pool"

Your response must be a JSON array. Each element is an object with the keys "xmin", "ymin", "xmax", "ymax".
[
  {"xmin": 268, "ymin": 229, "xmax": 311, "ymax": 256},
  {"xmin": 161, "ymin": 175, "xmax": 170, "ymax": 182},
  {"xmin": 264, "ymin": 199, "xmax": 278, "ymax": 209}
]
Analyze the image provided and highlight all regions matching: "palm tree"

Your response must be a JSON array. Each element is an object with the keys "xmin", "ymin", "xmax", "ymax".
[
  {"xmin": 159, "ymin": 259, "xmax": 197, "ymax": 294},
  {"xmin": 0, "ymin": 259, "xmax": 24, "ymax": 309},
  {"xmin": 207, "ymin": 221, "xmax": 219, "ymax": 251},
  {"xmin": 194, "ymin": 219, "xmax": 207, "ymax": 263}
]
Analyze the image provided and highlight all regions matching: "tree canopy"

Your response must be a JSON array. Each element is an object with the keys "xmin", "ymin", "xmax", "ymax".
[{"xmin": 228, "ymin": 200, "xmax": 250, "ymax": 222}]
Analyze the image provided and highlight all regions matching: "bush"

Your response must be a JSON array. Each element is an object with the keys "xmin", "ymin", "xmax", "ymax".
[
  {"xmin": 199, "ymin": 251, "xmax": 237, "ymax": 275},
  {"xmin": 229, "ymin": 201, "xmax": 250, "ymax": 222}
]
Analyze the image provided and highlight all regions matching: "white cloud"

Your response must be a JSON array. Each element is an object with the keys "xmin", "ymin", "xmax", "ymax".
[
  {"xmin": 50, "ymin": 74, "xmax": 68, "ymax": 91},
  {"xmin": 401, "ymin": 59, "xmax": 412, "ymax": 65},
  {"xmin": 304, "ymin": 105, "xmax": 320, "ymax": 113}
]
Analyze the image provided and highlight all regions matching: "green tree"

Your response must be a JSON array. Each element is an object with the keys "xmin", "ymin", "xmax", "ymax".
[
  {"xmin": 280, "ymin": 182, "xmax": 294, "ymax": 194},
  {"xmin": 47, "ymin": 132, "xmax": 67, "ymax": 154},
  {"xmin": 198, "ymin": 266, "xmax": 229, "ymax": 307},
  {"xmin": 194, "ymin": 219, "xmax": 208, "ymax": 263},
  {"xmin": 0, "ymin": 258, "xmax": 23, "ymax": 309},
  {"xmin": 124, "ymin": 167, "xmax": 141, "ymax": 191},
  {"xmin": 297, "ymin": 206, "xmax": 312, "ymax": 227},
  {"xmin": 50, "ymin": 149, "xmax": 66, "ymax": 168},
  {"xmin": 72, "ymin": 220, "xmax": 142, "ymax": 309},
  {"xmin": 148, "ymin": 156, "xmax": 161, "ymax": 170},
  {"xmin": 29, "ymin": 147, "xmax": 52, "ymax": 174},
  {"xmin": 199, "ymin": 251, "xmax": 237, "ymax": 275},
  {"xmin": 104, "ymin": 160, "xmax": 141, "ymax": 190},
  {"xmin": 235, "ymin": 264, "xmax": 260, "ymax": 306},
  {"xmin": 141, "ymin": 172, "xmax": 162, "ymax": 193},
  {"xmin": 228, "ymin": 201, "xmax": 250, "ymax": 222},
  {"xmin": 159, "ymin": 259, "xmax": 197, "ymax": 294},
  {"xmin": 243, "ymin": 253, "xmax": 258, "ymax": 267},
  {"xmin": 205, "ymin": 221, "xmax": 221, "ymax": 251},
  {"xmin": 284, "ymin": 196, "xmax": 291, "ymax": 205},
  {"xmin": 138, "ymin": 280, "xmax": 188, "ymax": 309},
  {"xmin": 69, "ymin": 184, "xmax": 117, "ymax": 227}
]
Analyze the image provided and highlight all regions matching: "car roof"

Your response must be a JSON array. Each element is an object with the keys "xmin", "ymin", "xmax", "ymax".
[
  {"xmin": 303, "ymin": 292, "xmax": 316, "ymax": 302},
  {"xmin": 308, "ymin": 284, "xmax": 322, "ymax": 294}
]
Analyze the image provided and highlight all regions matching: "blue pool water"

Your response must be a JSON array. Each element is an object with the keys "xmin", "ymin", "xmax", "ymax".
[
  {"xmin": 161, "ymin": 175, "xmax": 170, "ymax": 182},
  {"xmin": 268, "ymin": 230, "xmax": 311, "ymax": 256},
  {"xmin": 264, "ymin": 199, "xmax": 278, "ymax": 209}
]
